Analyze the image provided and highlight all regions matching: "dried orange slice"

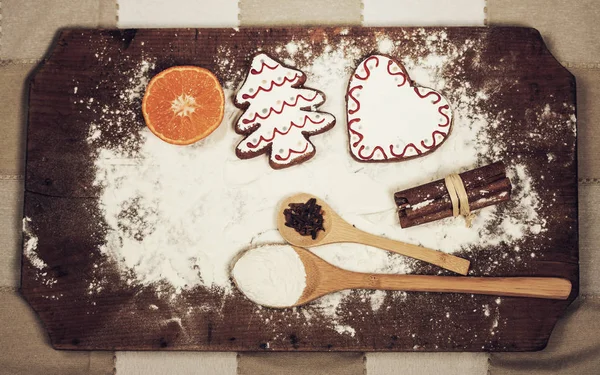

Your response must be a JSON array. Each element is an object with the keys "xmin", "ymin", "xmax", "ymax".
[{"xmin": 142, "ymin": 66, "xmax": 225, "ymax": 145}]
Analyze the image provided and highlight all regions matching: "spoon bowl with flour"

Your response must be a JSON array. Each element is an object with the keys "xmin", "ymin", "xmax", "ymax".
[{"xmin": 231, "ymin": 244, "xmax": 572, "ymax": 308}]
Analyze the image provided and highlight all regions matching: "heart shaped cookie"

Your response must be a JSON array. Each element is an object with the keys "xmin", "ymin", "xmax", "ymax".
[{"xmin": 346, "ymin": 55, "xmax": 453, "ymax": 162}]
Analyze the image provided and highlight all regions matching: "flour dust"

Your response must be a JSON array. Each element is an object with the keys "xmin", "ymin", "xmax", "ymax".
[{"xmin": 67, "ymin": 28, "xmax": 568, "ymax": 338}]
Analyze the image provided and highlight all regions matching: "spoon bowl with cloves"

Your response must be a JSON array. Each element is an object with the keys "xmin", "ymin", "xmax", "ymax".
[{"xmin": 278, "ymin": 193, "xmax": 471, "ymax": 275}]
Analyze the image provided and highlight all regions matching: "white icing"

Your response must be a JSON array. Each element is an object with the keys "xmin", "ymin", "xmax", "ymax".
[
  {"xmin": 232, "ymin": 244, "xmax": 306, "ymax": 307},
  {"xmin": 235, "ymin": 53, "xmax": 335, "ymax": 166},
  {"xmin": 347, "ymin": 55, "xmax": 453, "ymax": 161}
]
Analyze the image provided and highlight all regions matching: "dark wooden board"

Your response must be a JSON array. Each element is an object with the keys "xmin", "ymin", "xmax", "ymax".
[{"xmin": 22, "ymin": 27, "xmax": 578, "ymax": 351}]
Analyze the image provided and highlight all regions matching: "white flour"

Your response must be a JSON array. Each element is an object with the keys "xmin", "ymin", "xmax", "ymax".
[
  {"xmin": 77, "ymin": 29, "xmax": 567, "ymax": 336},
  {"xmin": 22, "ymin": 217, "xmax": 45, "ymax": 270},
  {"xmin": 232, "ymin": 245, "xmax": 306, "ymax": 307}
]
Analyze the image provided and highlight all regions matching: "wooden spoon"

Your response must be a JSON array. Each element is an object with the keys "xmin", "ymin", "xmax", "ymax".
[
  {"xmin": 292, "ymin": 246, "xmax": 571, "ymax": 307},
  {"xmin": 278, "ymin": 193, "xmax": 471, "ymax": 275}
]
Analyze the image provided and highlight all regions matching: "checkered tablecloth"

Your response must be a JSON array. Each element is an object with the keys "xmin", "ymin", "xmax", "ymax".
[{"xmin": 1, "ymin": 1, "xmax": 599, "ymax": 374}]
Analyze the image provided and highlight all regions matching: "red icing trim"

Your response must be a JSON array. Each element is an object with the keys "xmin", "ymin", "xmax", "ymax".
[
  {"xmin": 242, "ymin": 92, "xmax": 319, "ymax": 124},
  {"xmin": 241, "ymin": 73, "xmax": 302, "ymax": 100},
  {"xmin": 413, "ymin": 87, "xmax": 442, "ymax": 104},
  {"xmin": 420, "ymin": 130, "xmax": 448, "ymax": 150},
  {"xmin": 438, "ymin": 105, "xmax": 451, "ymax": 127},
  {"xmin": 292, "ymin": 115, "xmax": 326, "ymax": 127},
  {"xmin": 389, "ymin": 143, "xmax": 422, "ymax": 158},
  {"xmin": 348, "ymin": 55, "xmax": 453, "ymax": 161},
  {"xmin": 386, "ymin": 60, "xmax": 407, "ymax": 86},
  {"xmin": 247, "ymin": 127, "xmax": 290, "ymax": 148},
  {"xmin": 358, "ymin": 145, "xmax": 387, "ymax": 160},
  {"xmin": 347, "ymin": 85, "xmax": 363, "ymax": 115},
  {"xmin": 354, "ymin": 56, "xmax": 380, "ymax": 80},
  {"xmin": 250, "ymin": 62, "xmax": 280, "ymax": 75},
  {"xmin": 274, "ymin": 143, "xmax": 310, "ymax": 162},
  {"xmin": 247, "ymin": 116, "xmax": 327, "ymax": 149},
  {"xmin": 348, "ymin": 119, "xmax": 364, "ymax": 148}
]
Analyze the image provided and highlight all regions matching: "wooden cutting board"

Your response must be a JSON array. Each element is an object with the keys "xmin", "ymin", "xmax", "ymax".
[{"xmin": 22, "ymin": 27, "xmax": 578, "ymax": 351}]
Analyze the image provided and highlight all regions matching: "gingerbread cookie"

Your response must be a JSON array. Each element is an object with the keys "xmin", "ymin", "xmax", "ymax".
[
  {"xmin": 234, "ymin": 53, "xmax": 336, "ymax": 169},
  {"xmin": 346, "ymin": 55, "xmax": 453, "ymax": 162}
]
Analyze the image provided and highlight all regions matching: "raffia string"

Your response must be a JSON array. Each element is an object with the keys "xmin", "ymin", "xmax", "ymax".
[{"xmin": 444, "ymin": 173, "xmax": 477, "ymax": 228}]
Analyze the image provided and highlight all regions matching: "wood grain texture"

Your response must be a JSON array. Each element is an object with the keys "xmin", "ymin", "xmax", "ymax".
[
  {"xmin": 22, "ymin": 27, "xmax": 578, "ymax": 351},
  {"xmin": 294, "ymin": 246, "xmax": 571, "ymax": 306}
]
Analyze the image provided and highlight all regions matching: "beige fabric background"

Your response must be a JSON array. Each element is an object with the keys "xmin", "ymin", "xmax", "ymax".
[
  {"xmin": 0, "ymin": 0, "xmax": 599, "ymax": 374},
  {"xmin": 115, "ymin": 352, "xmax": 238, "ymax": 375},
  {"xmin": 1, "ymin": 0, "xmax": 115, "ymax": 60},
  {"xmin": 489, "ymin": 296, "xmax": 600, "ymax": 374},
  {"xmin": 238, "ymin": 352, "xmax": 365, "ymax": 375},
  {"xmin": 0, "ymin": 289, "xmax": 114, "ymax": 375},
  {"xmin": 0, "ymin": 63, "xmax": 34, "ymax": 177},
  {"xmin": 239, "ymin": 0, "xmax": 362, "ymax": 25}
]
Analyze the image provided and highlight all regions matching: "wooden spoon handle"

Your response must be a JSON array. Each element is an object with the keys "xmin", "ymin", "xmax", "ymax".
[
  {"xmin": 346, "ymin": 274, "xmax": 572, "ymax": 300},
  {"xmin": 352, "ymin": 230, "xmax": 470, "ymax": 275}
]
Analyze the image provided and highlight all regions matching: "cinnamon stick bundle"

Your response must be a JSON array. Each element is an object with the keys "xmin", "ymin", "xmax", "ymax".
[{"xmin": 394, "ymin": 162, "xmax": 512, "ymax": 228}]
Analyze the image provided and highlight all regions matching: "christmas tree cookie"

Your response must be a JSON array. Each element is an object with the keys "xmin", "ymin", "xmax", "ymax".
[{"xmin": 234, "ymin": 53, "xmax": 336, "ymax": 169}]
